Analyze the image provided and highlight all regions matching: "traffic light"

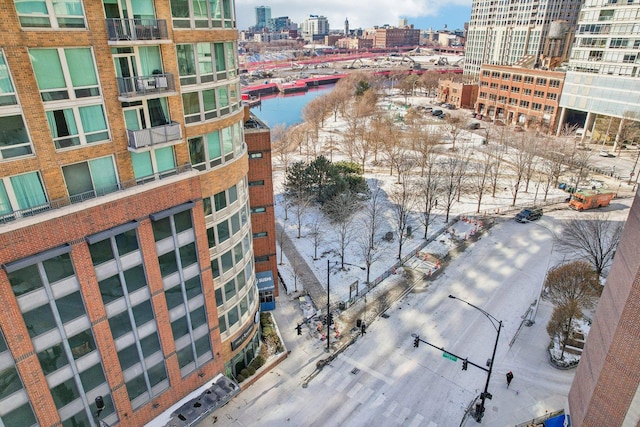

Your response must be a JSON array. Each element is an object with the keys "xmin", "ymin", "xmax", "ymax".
[
  {"xmin": 413, "ymin": 336, "xmax": 420, "ymax": 348},
  {"xmin": 462, "ymin": 358, "xmax": 468, "ymax": 371},
  {"xmin": 296, "ymin": 324, "xmax": 302, "ymax": 335}
]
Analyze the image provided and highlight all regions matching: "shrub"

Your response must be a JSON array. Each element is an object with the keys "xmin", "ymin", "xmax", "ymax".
[
  {"xmin": 247, "ymin": 366, "xmax": 256, "ymax": 376},
  {"xmin": 241, "ymin": 368, "xmax": 250, "ymax": 378},
  {"xmin": 236, "ymin": 374, "xmax": 245, "ymax": 383}
]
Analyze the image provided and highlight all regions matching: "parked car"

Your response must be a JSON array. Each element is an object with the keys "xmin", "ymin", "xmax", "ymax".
[
  {"xmin": 438, "ymin": 113, "xmax": 447, "ymax": 119},
  {"xmin": 467, "ymin": 122, "xmax": 481, "ymax": 130},
  {"xmin": 515, "ymin": 207, "xmax": 543, "ymax": 223},
  {"xmin": 425, "ymin": 107, "xmax": 433, "ymax": 112},
  {"xmin": 432, "ymin": 109, "xmax": 443, "ymax": 116},
  {"xmin": 599, "ymin": 150, "xmax": 613, "ymax": 157}
]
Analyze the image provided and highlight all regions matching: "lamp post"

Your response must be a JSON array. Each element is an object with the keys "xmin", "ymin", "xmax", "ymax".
[
  {"xmin": 326, "ymin": 259, "xmax": 365, "ymax": 352},
  {"xmin": 448, "ymin": 295, "xmax": 502, "ymax": 423}
]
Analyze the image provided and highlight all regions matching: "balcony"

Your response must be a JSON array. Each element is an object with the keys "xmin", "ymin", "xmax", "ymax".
[
  {"xmin": 127, "ymin": 122, "xmax": 182, "ymax": 150},
  {"xmin": 116, "ymin": 73, "xmax": 176, "ymax": 100},
  {"xmin": 106, "ymin": 18, "xmax": 169, "ymax": 43}
]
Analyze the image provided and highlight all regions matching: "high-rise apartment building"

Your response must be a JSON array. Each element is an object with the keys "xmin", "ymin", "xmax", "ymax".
[
  {"xmin": 254, "ymin": 6, "xmax": 271, "ymax": 31},
  {"xmin": 568, "ymin": 191, "xmax": 640, "ymax": 427},
  {"xmin": 557, "ymin": 0, "xmax": 640, "ymax": 140},
  {"xmin": 0, "ymin": 1, "xmax": 271, "ymax": 426},
  {"xmin": 301, "ymin": 15, "xmax": 330, "ymax": 42},
  {"xmin": 464, "ymin": 0, "xmax": 582, "ymax": 76}
]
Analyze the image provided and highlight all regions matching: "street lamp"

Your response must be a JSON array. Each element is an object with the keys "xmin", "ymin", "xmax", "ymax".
[
  {"xmin": 448, "ymin": 295, "xmax": 502, "ymax": 423},
  {"xmin": 326, "ymin": 259, "xmax": 365, "ymax": 352}
]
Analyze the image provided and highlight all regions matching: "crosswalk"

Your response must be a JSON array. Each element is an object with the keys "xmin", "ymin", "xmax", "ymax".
[{"xmin": 313, "ymin": 357, "xmax": 437, "ymax": 426}]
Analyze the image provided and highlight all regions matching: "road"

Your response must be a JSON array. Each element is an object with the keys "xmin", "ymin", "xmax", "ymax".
[{"xmin": 212, "ymin": 212, "xmax": 581, "ymax": 427}]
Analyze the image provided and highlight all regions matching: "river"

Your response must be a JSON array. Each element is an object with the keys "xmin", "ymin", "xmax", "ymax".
[{"xmin": 249, "ymin": 84, "xmax": 335, "ymax": 129}]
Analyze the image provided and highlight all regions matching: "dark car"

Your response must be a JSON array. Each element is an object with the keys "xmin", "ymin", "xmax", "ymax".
[
  {"xmin": 515, "ymin": 207, "xmax": 543, "ymax": 223},
  {"xmin": 467, "ymin": 122, "xmax": 481, "ymax": 130},
  {"xmin": 432, "ymin": 109, "xmax": 443, "ymax": 116}
]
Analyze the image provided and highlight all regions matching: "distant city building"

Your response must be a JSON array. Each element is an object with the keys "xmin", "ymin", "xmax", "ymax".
[
  {"xmin": 373, "ymin": 26, "xmax": 420, "ymax": 48},
  {"xmin": 335, "ymin": 37, "xmax": 373, "ymax": 50},
  {"xmin": 557, "ymin": 0, "xmax": 640, "ymax": 143},
  {"xmin": 253, "ymin": 32, "xmax": 287, "ymax": 43},
  {"xmin": 267, "ymin": 16, "xmax": 293, "ymax": 32},
  {"xmin": 324, "ymin": 35, "xmax": 341, "ymax": 47},
  {"xmin": 344, "ymin": 17, "xmax": 349, "ymax": 36},
  {"xmin": 475, "ymin": 65, "xmax": 565, "ymax": 132},
  {"xmin": 255, "ymin": 5, "xmax": 271, "ymax": 30},
  {"xmin": 464, "ymin": 0, "xmax": 581, "ymax": 76},
  {"xmin": 399, "ymin": 18, "xmax": 408, "ymax": 27},
  {"xmin": 300, "ymin": 15, "xmax": 330, "ymax": 42}
]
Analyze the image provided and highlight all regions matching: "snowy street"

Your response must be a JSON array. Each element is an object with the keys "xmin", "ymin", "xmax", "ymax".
[{"xmin": 209, "ymin": 208, "xmax": 616, "ymax": 426}]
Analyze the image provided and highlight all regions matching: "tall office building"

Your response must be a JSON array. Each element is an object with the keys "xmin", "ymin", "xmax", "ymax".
[
  {"xmin": 0, "ymin": 1, "xmax": 271, "ymax": 426},
  {"xmin": 464, "ymin": 0, "xmax": 582, "ymax": 76},
  {"xmin": 568, "ymin": 191, "xmax": 640, "ymax": 426},
  {"xmin": 557, "ymin": 0, "xmax": 640, "ymax": 140},
  {"xmin": 255, "ymin": 6, "xmax": 271, "ymax": 31},
  {"xmin": 301, "ymin": 15, "xmax": 330, "ymax": 42}
]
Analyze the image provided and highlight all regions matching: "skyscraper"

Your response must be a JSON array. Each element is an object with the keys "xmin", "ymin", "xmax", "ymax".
[
  {"xmin": 464, "ymin": 0, "xmax": 582, "ymax": 76},
  {"xmin": 557, "ymin": 0, "xmax": 640, "ymax": 140},
  {"xmin": 301, "ymin": 15, "xmax": 330, "ymax": 42},
  {"xmin": 255, "ymin": 6, "xmax": 271, "ymax": 31},
  {"xmin": 0, "ymin": 1, "xmax": 269, "ymax": 426}
]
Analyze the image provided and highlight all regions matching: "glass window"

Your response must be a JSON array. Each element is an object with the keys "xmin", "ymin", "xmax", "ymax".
[
  {"xmin": 62, "ymin": 157, "xmax": 118, "ymax": 200},
  {"xmin": 217, "ymin": 220, "xmax": 230, "ymax": 243},
  {"xmin": 16, "ymin": 0, "xmax": 86, "ymax": 28},
  {"xmin": 224, "ymin": 280, "xmax": 235, "ymax": 301},
  {"xmin": 79, "ymin": 363, "xmax": 106, "ymax": 392},
  {"xmin": 171, "ymin": 316, "xmax": 189, "ymax": 339},
  {"xmin": 203, "ymin": 197, "xmax": 212, "ymax": 216},
  {"xmin": 8, "ymin": 264, "xmax": 43, "ymax": 297},
  {"xmin": 117, "ymin": 344, "xmax": 139, "ymax": 371},
  {"xmin": 220, "ymin": 250, "xmax": 233, "ymax": 273},
  {"xmin": 57, "ymin": 291, "xmax": 85, "ymax": 323},
  {"xmin": 38, "ymin": 343, "xmax": 69, "ymax": 375},
  {"xmin": 239, "ymin": 295, "xmax": 248, "ymax": 316},
  {"xmin": 1, "ymin": 403, "xmax": 37, "ymax": 427},
  {"xmin": 0, "ymin": 51, "xmax": 17, "ymax": 106},
  {"xmin": 233, "ymin": 242, "xmax": 243, "ymax": 263},
  {"xmin": 0, "ymin": 365, "xmax": 24, "ymax": 400},
  {"xmin": 51, "ymin": 377, "xmax": 80, "ymax": 409},
  {"xmin": 147, "ymin": 361, "xmax": 167, "ymax": 387},
  {"xmin": 158, "ymin": 251, "xmax": 178, "ymax": 277},
  {"xmin": 140, "ymin": 333, "xmax": 161, "ymax": 358},
  {"xmin": 213, "ymin": 191, "xmax": 226, "ymax": 211},
  {"xmin": 174, "ymin": 210, "xmax": 192, "ymax": 233},
  {"xmin": 179, "ymin": 243, "xmax": 197, "ymax": 268},
  {"xmin": 31, "ymin": 48, "xmax": 98, "ymax": 101},
  {"xmin": 115, "ymin": 229, "xmax": 138, "ymax": 255},
  {"xmin": 152, "ymin": 217, "xmax": 172, "ymax": 241},
  {"xmin": 99, "ymin": 274, "xmax": 124, "ymax": 305},
  {"xmin": 228, "ymin": 185, "xmax": 237, "ymax": 203},
  {"xmin": 227, "ymin": 306, "xmax": 239, "ymax": 327},
  {"xmin": 165, "ymin": 286, "xmax": 183, "ymax": 310},
  {"xmin": 125, "ymin": 374, "xmax": 147, "ymax": 401},
  {"xmin": 190, "ymin": 306, "xmax": 207, "ymax": 328},
  {"xmin": 215, "ymin": 287, "xmax": 223, "ymax": 306},
  {"xmin": 207, "ymin": 227, "xmax": 216, "ymax": 248},
  {"xmin": 211, "ymin": 258, "xmax": 220, "ymax": 278},
  {"xmin": 43, "ymin": 252, "xmax": 74, "ymax": 283},
  {"xmin": 194, "ymin": 334, "xmax": 211, "ymax": 358},
  {"xmin": 68, "ymin": 330, "xmax": 96, "ymax": 360},
  {"xmin": 177, "ymin": 345, "xmax": 194, "ymax": 368},
  {"xmin": 123, "ymin": 265, "xmax": 147, "ymax": 293},
  {"xmin": 0, "ymin": 115, "xmax": 33, "ymax": 159},
  {"xmin": 188, "ymin": 136, "xmax": 205, "ymax": 169},
  {"xmin": 23, "ymin": 304, "xmax": 57, "ymax": 337},
  {"xmin": 185, "ymin": 276, "xmax": 202, "ymax": 299},
  {"xmin": 230, "ymin": 213, "xmax": 240, "ymax": 235},
  {"xmin": 108, "ymin": 310, "xmax": 132, "ymax": 339},
  {"xmin": 236, "ymin": 270, "xmax": 246, "ymax": 291},
  {"xmin": 218, "ymin": 315, "xmax": 227, "ymax": 333},
  {"xmin": 133, "ymin": 300, "xmax": 154, "ymax": 327},
  {"xmin": 89, "ymin": 239, "xmax": 114, "ymax": 265}
]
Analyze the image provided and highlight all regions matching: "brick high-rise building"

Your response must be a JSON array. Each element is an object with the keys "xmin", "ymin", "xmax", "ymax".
[
  {"xmin": 568, "ymin": 191, "xmax": 640, "ymax": 426},
  {"xmin": 0, "ymin": 1, "xmax": 271, "ymax": 426}
]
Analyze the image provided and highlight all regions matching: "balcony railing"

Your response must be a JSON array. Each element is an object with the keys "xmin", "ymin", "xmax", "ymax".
[
  {"xmin": 116, "ymin": 73, "xmax": 175, "ymax": 98},
  {"xmin": 106, "ymin": 18, "xmax": 168, "ymax": 41},
  {"xmin": 127, "ymin": 122, "xmax": 182, "ymax": 150},
  {"xmin": 0, "ymin": 164, "xmax": 193, "ymax": 225}
]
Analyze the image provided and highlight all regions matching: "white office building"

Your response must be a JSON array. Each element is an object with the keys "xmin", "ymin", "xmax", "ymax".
[
  {"xmin": 464, "ymin": 0, "xmax": 582, "ymax": 76},
  {"xmin": 301, "ymin": 15, "xmax": 330, "ymax": 41},
  {"xmin": 558, "ymin": 0, "xmax": 640, "ymax": 143}
]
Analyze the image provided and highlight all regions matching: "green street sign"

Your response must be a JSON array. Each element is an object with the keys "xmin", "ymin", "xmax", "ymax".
[{"xmin": 442, "ymin": 352, "xmax": 457, "ymax": 362}]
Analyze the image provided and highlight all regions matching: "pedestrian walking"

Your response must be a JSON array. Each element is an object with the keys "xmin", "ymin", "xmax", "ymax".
[{"xmin": 506, "ymin": 371, "xmax": 514, "ymax": 388}]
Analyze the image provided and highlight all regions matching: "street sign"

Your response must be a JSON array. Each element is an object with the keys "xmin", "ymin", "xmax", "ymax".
[{"xmin": 442, "ymin": 352, "xmax": 457, "ymax": 362}]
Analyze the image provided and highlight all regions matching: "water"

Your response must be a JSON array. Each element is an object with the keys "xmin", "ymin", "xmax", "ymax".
[{"xmin": 250, "ymin": 84, "xmax": 335, "ymax": 128}]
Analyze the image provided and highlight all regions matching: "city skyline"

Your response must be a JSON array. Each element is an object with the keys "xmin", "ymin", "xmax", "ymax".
[{"xmin": 235, "ymin": 0, "xmax": 471, "ymax": 32}]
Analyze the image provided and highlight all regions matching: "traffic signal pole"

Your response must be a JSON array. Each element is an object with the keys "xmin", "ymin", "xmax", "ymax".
[{"xmin": 411, "ymin": 335, "xmax": 488, "ymax": 373}]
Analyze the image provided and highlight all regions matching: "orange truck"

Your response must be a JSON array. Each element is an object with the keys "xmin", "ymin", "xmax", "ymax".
[{"xmin": 569, "ymin": 189, "xmax": 616, "ymax": 211}]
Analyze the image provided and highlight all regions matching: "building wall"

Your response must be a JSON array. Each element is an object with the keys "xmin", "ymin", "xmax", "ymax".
[
  {"xmin": 437, "ymin": 80, "xmax": 479, "ymax": 109},
  {"xmin": 568, "ymin": 191, "xmax": 640, "ymax": 427},
  {"xmin": 475, "ymin": 65, "xmax": 564, "ymax": 131},
  {"xmin": 0, "ymin": 1, "xmax": 267, "ymax": 426}
]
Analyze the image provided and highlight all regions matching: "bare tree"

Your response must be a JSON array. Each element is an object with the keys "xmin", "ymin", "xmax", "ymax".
[
  {"xmin": 555, "ymin": 214, "xmax": 624, "ymax": 277},
  {"xmin": 546, "ymin": 301, "xmax": 583, "ymax": 361},
  {"xmin": 544, "ymin": 261, "xmax": 601, "ymax": 359},
  {"xmin": 486, "ymin": 142, "xmax": 506, "ymax": 197},
  {"xmin": 415, "ymin": 152, "xmax": 442, "ymax": 239},
  {"xmin": 357, "ymin": 185, "xmax": 385, "ymax": 284},
  {"xmin": 276, "ymin": 221, "xmax": 287, "ymax": 266},
  {"xmin": 307, "ymin": 216, "xmax": 324, "ymax": 260},
  {"xmin": 439, "ymin": 155, "xmax": 465, "ymax": 223},
  {"xmin": 508, "ymin": 133, "xmax": 535, "ymax": 206},
  {"xmin": 444, "ymin": 114, "xmax": 467, "ymax": 151},
  {"xmin": 469, "ymin": 148, "xmax": 493, "ymax": 213},
  {"xmin": 324, "ymin": 191, "xmax": 360, "ymax": 268},
  {"xmin": 389, "ymin": 169, "xmax": 418, "ymax": 260},
  {"xmin": 291, "ymin": 192, "xmax": 313, "ymax": 239}
]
